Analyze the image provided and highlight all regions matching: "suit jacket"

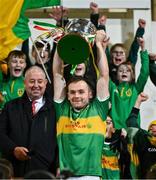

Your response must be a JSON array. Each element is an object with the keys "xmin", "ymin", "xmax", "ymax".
[{"xmin": 0, "ymin": 92, "xmax": 57, "ymax": 177}]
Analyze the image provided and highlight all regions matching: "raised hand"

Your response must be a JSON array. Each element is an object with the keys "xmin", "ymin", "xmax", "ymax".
[
  {"xmin": 90, "ymin": 2, "xmax": 99, "ymax": 14},
  {"xmin": 49, "ymin": 6, "xmax": 68, "ymax": 23},
  {"xmin": 135, "ymin": 92, "xmax": 149, "ymax": 108},
  {"xmin": 96, "ymin": 30, "xmax": 110, "ymax": 50},
  {"xmin": 138, "ymin": 18, "xmax": 146, "ymax": 28},
  {"xmin": 138, "ymin": 92, "xmax": 149, "ymax": 102}
]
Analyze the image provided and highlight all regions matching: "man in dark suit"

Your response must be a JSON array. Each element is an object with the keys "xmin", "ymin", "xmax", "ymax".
[{"xmin": 0, "ymin": 66, "xmax": 57, "ymax": 177}]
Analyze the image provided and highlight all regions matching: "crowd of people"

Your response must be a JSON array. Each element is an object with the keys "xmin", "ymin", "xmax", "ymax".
[{"xmin": 0, "ymin": 2, "xmax": 156, "ymax": 179}]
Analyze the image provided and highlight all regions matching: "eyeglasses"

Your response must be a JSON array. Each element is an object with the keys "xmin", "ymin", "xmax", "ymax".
[{"xmin": 112, "ymin": 51, "xmax": 125, "ymax": 55}]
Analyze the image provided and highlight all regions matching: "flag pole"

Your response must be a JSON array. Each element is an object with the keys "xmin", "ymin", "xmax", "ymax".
[
  {"xmin": 30, "ymin": 37, "xmax": 51, "ymax": 84},
  {"xmin": 61, "ymin": 0, "xmax": 64, "ymax": 27}
]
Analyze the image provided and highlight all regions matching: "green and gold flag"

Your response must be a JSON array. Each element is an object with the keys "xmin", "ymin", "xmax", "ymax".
[{"xmin": 0, "ymin": 0, "xmax": 60, "ymax": 61}]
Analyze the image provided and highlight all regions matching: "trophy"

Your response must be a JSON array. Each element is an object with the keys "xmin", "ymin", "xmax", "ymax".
[
  {"xmin": 32, "ymin": 18, "xmax": 97, "ymax": 80},
  {"xmin": 57, "ymin": 18, "xmax": 96, "ymax": 65}
]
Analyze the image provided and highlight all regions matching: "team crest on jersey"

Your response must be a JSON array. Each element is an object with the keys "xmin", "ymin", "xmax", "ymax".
[
  {"xmin": 18, "ymin": 89, "xmax": 24, "ymax": 96},
  {"xmin": 126, "ymin": 88, "xmax": 132, "ymax": 97}
]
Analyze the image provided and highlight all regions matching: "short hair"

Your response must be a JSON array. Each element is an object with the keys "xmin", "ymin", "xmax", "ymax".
[
  {"xmin": 24, "ymin": 65, "xmax": 46, "ymax": 80},
  {"xmin": 67, "ymin": 76, "xmax": 94, "ymax": 95},
  {"xmin": 7, "ymin": 50, "xmax": 26, "ymax": 63},
  {"xmin": 110, "ymin": 43, "xmax": 127, "ymax": 55}
]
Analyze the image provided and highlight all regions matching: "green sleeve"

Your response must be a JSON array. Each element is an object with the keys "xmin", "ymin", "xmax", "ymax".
[
  {"xmin": 135, "ymin": 50, "xmax": 149, "ymax": 93},
  {"xmin": 53, "ymin": 99, "xmax": 68, "ymax": 122},
  {"xmin": 126, "ymin": 107, "xmax": 140, "ymax": 128},
  {"xmin": 94, "ymin": 97, "xmax": 110, "ymax": 121}
]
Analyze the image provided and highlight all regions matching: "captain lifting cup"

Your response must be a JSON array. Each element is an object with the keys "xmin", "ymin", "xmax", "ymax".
[{"xmin": 57, "ymin": 18, "xmax": 97, "ymax": 65}]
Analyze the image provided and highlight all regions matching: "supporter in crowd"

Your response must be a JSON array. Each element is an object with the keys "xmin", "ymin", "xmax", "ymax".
[
  {"xmin": 89, "ymin": 1, "xmax": 110, "ymax": 75},
  {"xmin": 126, "ymin": 92, "xmax": 156, "ymax": 179},
  {"xmin": 28, "ymin": 41, "xmax": 54, "ymax": 100},
  {"xmin": 89, "ymin": 2, "xmax": 146, "ymax": 85},
  {"xmin": 0, "ymin": 50, "xmax": 26, "ymax": 111},
  {"xmin": 102, "ymin": 116, "xmax": 131, "ymax": 179},
  {"xmin": 90, "ymin": 2, "xmax": 107, "ymax": 31},
  {"xmin": 109, "ymin": 19, "xmax": 146, "ymax": 84},
  {"xmin": 109, "ymin": 37, "xmax": 149, "ymax": 129},
  {"xmin": 0, "ymin": 66, "xmax": 57, "ymax": 177},
  {"xmin": 53, "ymin": 30, "xmax": 109, "ymax": 179}
]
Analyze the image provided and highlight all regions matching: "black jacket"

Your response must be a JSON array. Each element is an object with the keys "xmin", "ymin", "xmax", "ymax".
[
  {"xmin": 149, "ymin": 60, "xmax": 156, "ymax": 86},
  {"xmin": 0, "ymin": 93, "xmax": 57, "ymax": 177}
]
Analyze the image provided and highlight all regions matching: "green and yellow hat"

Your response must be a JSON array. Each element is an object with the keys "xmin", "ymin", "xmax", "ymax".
[{"xmin": 148, "ymin": 120, "xmax": 156, "ymax": 130}]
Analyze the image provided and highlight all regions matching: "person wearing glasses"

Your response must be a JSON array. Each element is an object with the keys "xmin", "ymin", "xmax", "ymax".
[{"xmin": 109, "ymin": 19, "xmax": 146, "ymax": 84}]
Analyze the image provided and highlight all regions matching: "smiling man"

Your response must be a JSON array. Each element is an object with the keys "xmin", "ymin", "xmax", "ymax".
[
  {"xmin": 53, "ymin": 30, "xmax": 110, "ymax": 179},
  {"xmin": 0, "ymin": 66, "xmax": 57, "ymax": 177},
  {"xmin": 0, "ymin": 50, "xmax": 26, "ymax": 110}
]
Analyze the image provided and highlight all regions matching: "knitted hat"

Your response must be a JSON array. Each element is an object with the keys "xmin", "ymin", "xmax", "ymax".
[{"xmin": 148, "ymin": 120, "xmax": 156, "ymax": 130}]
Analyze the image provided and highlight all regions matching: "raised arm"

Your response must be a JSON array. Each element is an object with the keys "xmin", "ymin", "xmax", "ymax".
[
  {"xmin": 126, "ymin": 92, "xmax": 148, "ymax": 128},
  {"xmin": 128, "ymin": 19, "xmax": 146, "ymax": 65},
  {"xmin": 135, "ymin": 37, "xmax": 149, "ymax": 93},
  {"xmin": 95, "ymin": 30, "xmax": 109, "ymax": 100},
  {"xmin": 90, "ymin": 2, "xmax": 107, "ymax": 31},
  {"xmin": 90, "ymin": 2, "xmax": 99, "ymax": 28},
  {"xmin": 53, "ymin": 49, "xmax": 66, "ymax": 102},
  {"xmin": 49, "ymin": 6, "xmax": 69, "ymax": 27}
]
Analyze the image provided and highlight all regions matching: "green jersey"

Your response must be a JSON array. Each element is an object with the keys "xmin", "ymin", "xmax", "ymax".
[
  {"xmin": 0, "ymin": 76, "xmax": 25, "ymax": 109},
  {"xmin": 102, "ymin": 141, "xmax": 120, "ymax": 180},
  {"xmin": 54, "ymin": 97, "xmax": 109, "ymax": 176},
  {"xmin": 109, "ymin": 50, "xmax": 149, "ymax": 129}
]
